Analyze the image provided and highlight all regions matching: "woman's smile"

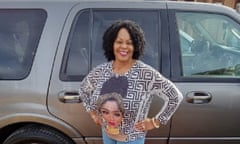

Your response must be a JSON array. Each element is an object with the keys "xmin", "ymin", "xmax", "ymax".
[{"xmin": 119, "ymin": 50, "xmax": 128, "ymax": 57}]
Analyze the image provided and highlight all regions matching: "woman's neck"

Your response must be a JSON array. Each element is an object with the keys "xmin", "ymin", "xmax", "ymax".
[{"xmin": 112, "ymin": 60, "xmax": 136, "ymax": 74}]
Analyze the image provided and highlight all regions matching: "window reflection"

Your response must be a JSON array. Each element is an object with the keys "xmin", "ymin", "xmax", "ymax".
[{"xmin": 177, "ymin": 12, "xmax": 240, "ymax": 77}]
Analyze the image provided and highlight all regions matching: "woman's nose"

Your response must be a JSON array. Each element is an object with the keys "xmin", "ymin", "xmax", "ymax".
[
  {"xmin": 109, "ymin": 115, "xmax": 114, "ymax": 120},
  {"xmin": 120, "ymin": 42, "xmax": 128, "ymax": 48}
]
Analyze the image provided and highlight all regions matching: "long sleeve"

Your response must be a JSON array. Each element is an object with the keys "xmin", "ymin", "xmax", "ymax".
[
  {"xmin": 79, "ymin": 69, "xmax": 97, "ymax": 112},
  {"xmin": 150, "ymin": 72, "xmax": 183, "ymax": 125},
  {"xmin": 79, "ymin": 77, "xmax": 93, "ymax": 111},
  {"xmin": 79, "ymin": 63, "xmax": 111, "ymax": 112}
]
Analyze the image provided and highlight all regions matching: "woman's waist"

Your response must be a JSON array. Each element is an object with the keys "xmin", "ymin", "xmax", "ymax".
[{"xmin": 103, "ymin": 127, "xmax": 146, "ymax": 142}]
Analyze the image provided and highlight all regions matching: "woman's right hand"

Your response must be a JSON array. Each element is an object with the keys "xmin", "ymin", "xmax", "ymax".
[{"xmin": 89, "ymin": 111, "xmax": 102, "ymax": 126}]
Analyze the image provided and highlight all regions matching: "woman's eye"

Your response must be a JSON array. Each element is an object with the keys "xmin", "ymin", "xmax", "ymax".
[
  {"xmin": 115, "ymin": 41, "xmax": 122, "ymax": 44},
  {"xmin": 101, "ymin": 110, "xmax": 109, "ymax": 115},
  {"xmin": 127, "ymin": 41, "xmax": 132, "ymax": 45},
  {"xmin": 114, "ymin": 113, "xmax": 121, "ymax": 117}
]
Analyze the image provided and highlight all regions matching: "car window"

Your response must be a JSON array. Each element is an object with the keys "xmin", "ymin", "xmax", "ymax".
[
  {"xmin": 61, "ymin": 9, "xmax": 159, "ymax": 81},
  {"xmin": 61, "ymin": 10, "xmax": 90, "ymax": 81},
  {"xmin": 176, "ymin": 12, "xmax": 240, "ymax": 78},
  {"xmin": 0, "ymin": 9, "xmax": 46, "ymax": 80}
]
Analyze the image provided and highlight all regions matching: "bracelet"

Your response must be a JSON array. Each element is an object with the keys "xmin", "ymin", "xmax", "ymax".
[{"xmin": 151, "ymin": 118, "xmax": 160, "ymax": 128}]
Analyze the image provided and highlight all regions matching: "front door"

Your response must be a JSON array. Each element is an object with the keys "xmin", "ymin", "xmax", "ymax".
[{"xmin": 169, "ymin": 9, "xmax": 240, "ymax": 144}]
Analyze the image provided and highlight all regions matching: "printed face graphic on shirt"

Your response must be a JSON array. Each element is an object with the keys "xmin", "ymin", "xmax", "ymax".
[
  {"xmin": 97, "ymin": 92, "xmax": 124, "ymax": 135},
  {"xmin": 98, "ymin": 76, "xmax": 128, "ymax": 135},
  {"xmin": 100, "ymin": 100, "xmax": 123, "ymax": 128}
]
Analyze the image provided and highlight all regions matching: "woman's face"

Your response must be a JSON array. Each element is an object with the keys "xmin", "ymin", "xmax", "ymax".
[
  {"xmin": 113, "ymin": 28, "xmax": 134, "ymax": 63},
  {"xmin": 100, "ymin": 100, "xmax": 122, "ymax": 128}
]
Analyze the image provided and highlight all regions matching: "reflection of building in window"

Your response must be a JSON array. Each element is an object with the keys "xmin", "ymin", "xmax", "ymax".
[
  {"xmin": 0, "ymin": 30, "xmax": 19, "ymax": 68},
  {"xmin": 225, "ymin": 28, "xmax": 240, "ymax": 48},
  {"xmin": 13, "ymin": 21, "xmax": 30, "ymax": 63},
  {"xmin": 237, "ymin": 3, "xmax": 240, "ymax": 13},
  {"xmin": 0, "ymin": 20, "xmax": 22, "ymax": 71}
]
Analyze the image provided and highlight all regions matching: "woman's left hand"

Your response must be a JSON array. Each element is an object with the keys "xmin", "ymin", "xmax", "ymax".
[{"xmin": 134, "ymin": 118, "xmax": 155, "ymax": 131}]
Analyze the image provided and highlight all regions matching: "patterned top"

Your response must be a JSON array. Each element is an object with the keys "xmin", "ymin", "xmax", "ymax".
[{"xmin": 79, "ymin": 60, "xmax": 183, "ymax": 142}]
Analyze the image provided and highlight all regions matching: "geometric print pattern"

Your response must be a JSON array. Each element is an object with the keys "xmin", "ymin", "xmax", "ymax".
[{"xmin": 79, "ymin": 60, "xmax": 183, "ymax": 142}]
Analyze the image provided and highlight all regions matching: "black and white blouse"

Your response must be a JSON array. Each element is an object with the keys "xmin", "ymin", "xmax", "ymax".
[{"xmin": 79, "ymin": 60, "xmax": 183, "ymax": 142}]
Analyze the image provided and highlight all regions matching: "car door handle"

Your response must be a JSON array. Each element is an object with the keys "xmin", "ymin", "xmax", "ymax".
[
  {"xmin": 186, "ymin": 91, "xmax": 212, "ymax": 104},
  {"xmin": 58, "ymin": 91, "xmax": 82, "ymax": 103}
]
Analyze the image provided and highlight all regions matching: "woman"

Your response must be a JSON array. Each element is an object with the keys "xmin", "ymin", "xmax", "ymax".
[{"xmin": 79, "ymin": 20, "xmax": 183, "ymax": 144}]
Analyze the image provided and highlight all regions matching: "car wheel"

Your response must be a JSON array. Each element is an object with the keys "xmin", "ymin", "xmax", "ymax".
[{"xmin": 3, "ymin": 124, "xmax": 74, "ymax": 144}]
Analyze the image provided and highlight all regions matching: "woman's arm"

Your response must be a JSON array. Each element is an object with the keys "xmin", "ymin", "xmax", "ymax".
[
  {"xmin": 151, "ymin": 72, "xmax": 183, "ymax": 125},
  {"xmin": 79, "ymin": 68, "xmax": 98, "ymax": 112}
]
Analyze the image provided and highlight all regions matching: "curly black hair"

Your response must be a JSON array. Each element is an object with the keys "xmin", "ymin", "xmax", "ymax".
[{"xmin": 102, "ymin": 20, "xmax": 146, "ymax": 61}]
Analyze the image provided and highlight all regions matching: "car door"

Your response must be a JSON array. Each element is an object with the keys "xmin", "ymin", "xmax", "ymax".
[
  {"xmin": 47, "ymin": 1, "xmax": 172, "ymax": 144},
  {"xmin": 167, "ymin": 5, "xmax": 240, "ymax": 144}
]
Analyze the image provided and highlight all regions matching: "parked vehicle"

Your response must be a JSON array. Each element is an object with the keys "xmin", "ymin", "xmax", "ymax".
[{"xmin": 0, "ymin": 0, "xmax": 240, "ymax": 144}]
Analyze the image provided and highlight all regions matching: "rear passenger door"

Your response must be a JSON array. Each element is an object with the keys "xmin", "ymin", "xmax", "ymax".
[
  {"xmin": 168, "ymin": 6, "xmax": 240, "ymax": 144},
  {"xmin": 48, "ymin": 2, "xmax": 171, "ymax": 144}
]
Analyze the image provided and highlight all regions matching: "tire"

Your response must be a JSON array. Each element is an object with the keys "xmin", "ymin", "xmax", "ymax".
[{"xmin": 3, "ymin": 124, "xmax": 74, "ymax": 144}]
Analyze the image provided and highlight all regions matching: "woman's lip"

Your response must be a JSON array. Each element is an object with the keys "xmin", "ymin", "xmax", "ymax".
[
  {"xmin": 119, "ymin": 51, "xmax": 127, "ymax": 56},
  {"xmin": 108, "ymin": 122, "xmax": 115, "ymax": 126}
]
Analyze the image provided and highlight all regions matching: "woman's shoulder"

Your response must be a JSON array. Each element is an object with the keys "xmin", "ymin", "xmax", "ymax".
[
  {"xmin": 84, "ymin": 61, "xmax": 112, "ymax": 80},
  {"xmin": 136, "ymin": 60, "xmax": 158, "ymax": 73},
  {"xmin": 136, "ymin": 61, "xmax": 167, "ymax": 82},
  {"xmin": 89, "ymin": 61, "xmax": 112, "ymax": 74}
]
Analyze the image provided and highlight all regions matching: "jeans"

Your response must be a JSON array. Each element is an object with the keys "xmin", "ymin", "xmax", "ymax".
[{"xmin": 102, "ymin": 131, "xmax": 145, "ymax": 144}]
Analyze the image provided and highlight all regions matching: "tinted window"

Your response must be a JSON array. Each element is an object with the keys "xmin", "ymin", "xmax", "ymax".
[
  {"xmin": 0, "ymin": 9, "xmax": 46, "ymax": 80},
  {"xmin": 61, "ymin": 10, "xmax": 90, "ymax": 81},
  {"xmin": 61, "ymin": 9, "xmax": 159, "ymax": 81},
  {"xmin": 177, "ymin": 12, "xmax": 240, "ymax": 78}
]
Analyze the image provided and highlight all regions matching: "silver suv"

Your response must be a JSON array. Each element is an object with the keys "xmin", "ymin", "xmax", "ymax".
[{"xmin": 1, "ymin": 0, "xmax": 240, "ymax": 144}]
